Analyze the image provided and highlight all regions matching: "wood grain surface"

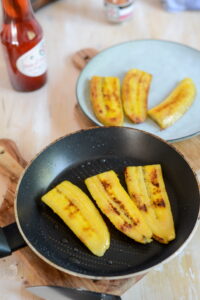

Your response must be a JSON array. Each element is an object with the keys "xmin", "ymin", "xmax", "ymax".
[{"xmin": 0, "ymin": 0, "xmax": 200, "ymax": 299}]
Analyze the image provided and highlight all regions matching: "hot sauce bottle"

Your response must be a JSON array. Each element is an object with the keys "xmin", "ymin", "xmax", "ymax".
[{"xmin": 0, "ymin": 0, "xmax": 47, "ymax": 91}]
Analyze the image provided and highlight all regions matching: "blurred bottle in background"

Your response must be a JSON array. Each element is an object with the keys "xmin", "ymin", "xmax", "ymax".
[
  {"xmin": 0, "ymin": 0, "xmax": 47, "ymax": 92},
  {"xmin": 104, "ymin": 0, "xmax": 135, "ymax": 23}
]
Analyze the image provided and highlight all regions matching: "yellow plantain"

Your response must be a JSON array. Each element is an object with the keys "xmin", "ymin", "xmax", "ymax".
[
  {"xmin": 122, "ymin": 69, "xmax": 152, "ymax": 123},
  {"xmin": 90, "ymin": 76, "xmax": 124, "ymax": 126},
  {"xmin": 125, "ymin": 166, "xmax": 175, "ymax": 243},
  {"xmin": 85, "ymin": 170, "xmax": 152, "ymax": 244},
  {"xmin": 148, "ymin": 78, "xmax": 196, "ymax": 129},
  {"xmin": 41, "ymin": 180, "xmax": 110, "ymax": 256}
]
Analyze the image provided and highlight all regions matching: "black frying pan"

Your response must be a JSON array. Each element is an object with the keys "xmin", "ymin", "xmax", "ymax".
[{"xmin": 0, "ymin": 127, "xmax": 199, "ymax": 279}]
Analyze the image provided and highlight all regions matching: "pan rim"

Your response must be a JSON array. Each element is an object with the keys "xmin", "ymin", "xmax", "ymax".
[{"xmin": 14, "ymin": 126, "xmax": 200, "ymax": 279}]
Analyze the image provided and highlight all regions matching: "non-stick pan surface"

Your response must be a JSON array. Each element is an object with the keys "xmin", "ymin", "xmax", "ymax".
[{"xmin": 15, "ymin": 127, "xmax": 200, "ymax": 279}]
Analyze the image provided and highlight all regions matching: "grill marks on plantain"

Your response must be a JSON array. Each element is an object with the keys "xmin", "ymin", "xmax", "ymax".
[
  {"xmin": 56, "ymin": 187, "xmax": 85, "ymax": 221},
  {"xmin": 42, "ymin": 181, "xmax": 110, "ymax": 257},
  {"xmin": 90, "ymin": 76, "xmax": 124, "ymax": 126},
  {"xmin": 85, "ymin": 171, "xmax": 152, "ymax": 244},
  {"xmin": 41, "ymin": 165, "xmax": 175, "ymax": 257},
  {"xmin": 100, "ymin": 179, "xmax": 140, "ymax": 230},
  {"xmin": 55, "ymin": 187, "xmax": 97, "ymax": 238},
  {"xmin": 125, "ymin": 165, "xmax": 175, "ymax": 244},
  {"xmin": 148, "ymin": 169, "xmax": 166, "ymax": 208},
  {"xmin": 122, "ymin": 69, "xmax": 152, "ymax": 124},
  {"xmin": 131, "ymin": 194, "xmax": 148, "ymax": 212},
  {"xmin": 148, "ymin": 78, "xmax": 196, "ymax": 129}
]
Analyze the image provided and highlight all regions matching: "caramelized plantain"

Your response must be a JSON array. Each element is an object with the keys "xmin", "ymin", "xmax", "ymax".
[
  {"xmin": 143, "ymin": 165, "xmax": 175, "ymax": 243},
  {"xmin": 90, "ymin": 76, "xmax": 124, "ymax": 126},
  {"xmin": 85, "ymin": 170, "xmax": 152, "ymax": 244},
  {"xmin": 122, "ymin": 69, "xmax": 152, "ymax": 123},
  {"xmin": 125, "ymin": 166, "xmax": 175, "ymax": 243},
  {"xmin": 41, "ymin": 180, "xmax": 110, "ymax": 256},
  {"xmin": 148, "ymin": 78, "xmax": 196, "ymax": 129}
]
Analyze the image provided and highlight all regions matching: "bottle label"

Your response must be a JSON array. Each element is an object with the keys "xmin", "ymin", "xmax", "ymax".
[
  {"xmin": 104, "ymin": 1, "xmax": 134, "ymax": 22},
  {"xmin": 16, "ymin": 39, "xmax": 47, "ymax": 77}
]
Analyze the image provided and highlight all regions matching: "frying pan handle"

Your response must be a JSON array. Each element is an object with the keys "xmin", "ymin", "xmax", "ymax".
[{"xmin": 0, "ymin": 223, "xmax": 26, "ymax": 258}]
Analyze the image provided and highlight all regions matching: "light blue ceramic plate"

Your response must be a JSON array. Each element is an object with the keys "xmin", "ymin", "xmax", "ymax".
[{"xmin": 76, "ymin": 40, "xmax": 200, "ymax": 142}]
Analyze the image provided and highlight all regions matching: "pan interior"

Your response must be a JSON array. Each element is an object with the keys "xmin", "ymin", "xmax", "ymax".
[
  {"xmin": 38, "ymin": 157, "xmax": 178, "ymax": 277},
  {"xmin": 16, "ymin": 128, "xmax": 200, "ymax": 278}
]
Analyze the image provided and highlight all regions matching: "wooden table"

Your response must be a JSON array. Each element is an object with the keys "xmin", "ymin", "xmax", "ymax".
[{"xmin": 0, "ymin": 0, "xmax": 200, "ymax": 299}]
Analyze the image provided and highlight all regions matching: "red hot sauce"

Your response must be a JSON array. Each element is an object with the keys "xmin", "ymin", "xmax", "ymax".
[{"xmin": 1, "ymin": 0, "xmax": 47, "ymax": 91}]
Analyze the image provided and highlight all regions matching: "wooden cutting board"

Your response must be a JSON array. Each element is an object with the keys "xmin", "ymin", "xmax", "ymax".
[{"xmin": 0, "ymin": 139, "xmax": 146, "ymax": 296}]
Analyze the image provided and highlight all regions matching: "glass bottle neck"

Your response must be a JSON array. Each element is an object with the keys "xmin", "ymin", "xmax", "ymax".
[{"xmin": 1, "ymin": 0, "xmax": 34, "ymax": 22}]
